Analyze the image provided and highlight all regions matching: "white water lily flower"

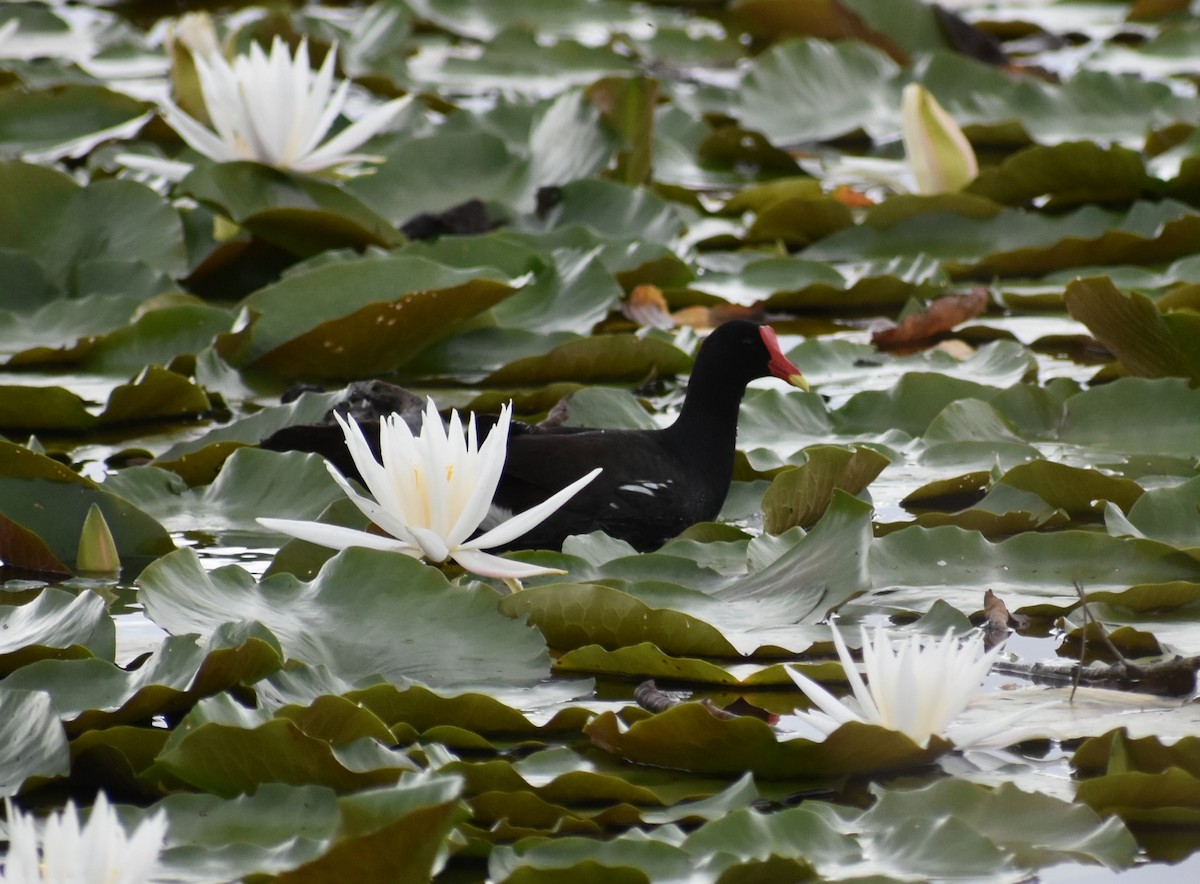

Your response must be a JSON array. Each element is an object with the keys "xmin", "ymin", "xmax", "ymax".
[
  {"xmin": 787, "ymin": 626, "xmax": 1003, "ymax": 748},
  {"xmin": 259, "ymin": 399, "xmax": 601, "ymax": 581},
  {"xmin": 155, "ymin": 36, "xmax": 409, "ymax": 174},
  {"xmin": 900, "ymin": 83, "xmax": 978, "ymax": 194},
  {"xmin": 2, "ymin": 792, "xmax": 168, "ymax": 883}
]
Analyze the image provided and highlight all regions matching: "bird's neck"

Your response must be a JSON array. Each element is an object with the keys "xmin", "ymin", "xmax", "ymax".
[{"xmin": 663, "ymin": 367, "xmax": 749, "ymax": 477}]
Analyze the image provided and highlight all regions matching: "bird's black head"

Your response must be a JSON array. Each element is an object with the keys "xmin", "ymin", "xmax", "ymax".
[{"xmin": 695, "ymin": 320, "xmax": 808, "ymax": 390}]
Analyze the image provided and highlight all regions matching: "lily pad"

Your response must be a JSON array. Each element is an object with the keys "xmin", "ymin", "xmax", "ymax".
[
  {"xmin": 0, "ymin": 588, "xmax": 115, "ymax": 674},
  {"xmin": 3, "ymin": 622, "xmax": 283, "ymax": 735},
  {"xmin": 737, "ymin": 38, "xmax": 900, "ymax": 143},
  {"xmin": 138, "ymin": 548, "xmax": 552, "ymax": 689},
  {"xmin": 586, "ymin": 704, "xmax": 946, "ymax": 778},
  {"xmin": 0, "ymin": 442, "xmax": 174, "ymax": 574},
  {"xmin": 182, "ymin": 162, "xmax": 403, "ymax": 256},
  {"xmin": 106, "ymin": 448, "xmax": 344, "ymax": 535},
  {"xmin": 0, "ymin": 688, "xmax": 70, "ymax": 795},
  {"xmin": 761, "ymin": 444, "xmax": 889, "ymax": 532},
  {"xmin": 0, "ymin": 83, "xmax": 151, "ymax": 162},
  {"xmin": 153, "ymin": 692, "xmax": 416, "ymax": 797},
  {"xmin": 1065, "ymin": 275, "xmax": 1200, "ymax": 383},
  {"xmin": 234, "ymin": 254, "xmax": 516, "ymax": 379}
]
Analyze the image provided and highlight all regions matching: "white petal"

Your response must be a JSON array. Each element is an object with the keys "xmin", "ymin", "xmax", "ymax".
[
  {"xmin": 836, "ymin": 626, "xmax": 882, "ymax": 724},
  {"xmin": 114, "ymin": 151, "xmax": 195, "ymax": 181},
  {"xmin": 321, "ymin": 459, "xmax": 422, "ymax": 548},
  {"xmin": 445, "ymin": 402, "xmax": 511, "ymax": 546},
  {"xmin": 160, "ymin": 99, "xmax": 238, "ymax": 161},
  {"xmin": 257, "ymin": 516, "xmax": 420, "ymax": 555},
  {"xmin": 787, "ymin": 665, "xmax": 865, "ymax": 728},
  {"xmin": 469, "ymin": 466, "xmax": 602, "ymax": 550},
  {"xmin": 298, "ymin": 95, "xmax": 412, "ymax": 170},
  {"xmin": 451, "ymin": 547, "xmax": 567, "ymax": 579}
]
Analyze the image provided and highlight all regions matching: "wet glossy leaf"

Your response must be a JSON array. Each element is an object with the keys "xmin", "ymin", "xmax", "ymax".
[
  {"xmin": 968, "ymin": 142, "xmax": 1157, "ymax": 209},
  {"xmin": 0, "ymin": 588, "xmax": 114, "ymax": 674},
  {"xmin": 182, "ymin": 162, "xmax": 403, "ymax": 256},
  {"xmin": 0, "ymin": 83, "xmax": 150, "ymax": 161},
  {"xmin": 139, "ymin": 548, "xmax": 551, "ymax": 688},
  {"xmin": 484, "ymin": 334, "xmax": 692, "ymax": 385},
  {"xmin": 108, "ymin": 449, "xmax": 344, "ymax": 535},
  {"xmin": 761, "ymin": 445, "xmax": 889, "ymax": 532},
  {"xmin": 236, "ymin": 254, "xmax": 515, "ymax": 379},
  {"xmin": 586, "ymin": 704, "xmax": 946, "ymax": 777},
  {"xmin": 4, "ymin": 622, "xmax": 283, "ymax": 734},
  {"xmin": 852, "ymin": 778, "xmax": 1136, "ymax": 873},
  {"xmin": 350, "ymin": 130, "xmax": 531, "ymax": 223},
  {"xmin": 0, "ymin": 161, "xmax": 185, "ymax": 294},
  {"xmin": 1065, "ymin": 275, "xmax": 1200, "ymax": 382},
  {"xmin": 0, "ymin": 689, "xmax": 70, "ymax": 795},
  {"xmin": 738, "ymin": 38, "xmax": 900, "ymax": 143},
  {"xmin": 863, "ymin": 524, "xmax": 1200, "ymax": 617},
  {"xmin": 0, "ymin": 443, "xmax": 173, "ymax": 574}
]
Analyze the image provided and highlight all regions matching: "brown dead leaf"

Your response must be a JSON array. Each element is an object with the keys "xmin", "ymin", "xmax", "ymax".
[
  {"xmin": 872, "ymin": 288, "xmax": 990, "ymax": 351},
  {"xmin": 623, "ymin": 284, "xmax": 674, "ymax": 329}
]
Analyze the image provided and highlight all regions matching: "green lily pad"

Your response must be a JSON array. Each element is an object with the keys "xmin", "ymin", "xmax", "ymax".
[
  {"xmin": 848, "ymin": 778, "xmax": 1136, "ymax": 874},
  {"xmin": 346, "ymin": 683, "xmax": 593, "ymax": 749},
  {"xmin": 1059, "ymin": 377, "xmax": 1200, "ymax": 458},
  {"xmin": 154, "ymin": 388, "xmax": 345, "ymax": 484},
  {"xmin": 234, "ymin": 254, "xmax": 516, "ymax": 379},
  {"xmin": 0, "ymin": 443, "xmax": 173, "ymax": 574},
  {"xmin": 738, "ymin": 38, "xmax": 900, "ymax": 143},
  {"xmin": 967, "ymin": 142, "xmax": 1157, "ymax": 209},
  {"xmin": 0, "ymin": 588, "xmax": 114, "ymax": 674},
  {"xmin": 3, "ymin": 622, "xmax": 283, "ymax": 735},
  {"xmin": 106, "ymin": 448, "xmax": 344, "ymax": 535},
  {"xmin": 761, "ymin": 444, "xmax": 889, "ymax": 532},
  {"xmin": 483, "ymin": 333, "xmax": 692, "ymax": 385},
  {"xmin": 138, "ymin": 548, "xmax": 552, "ymax": 689},
  {"xmin": 1074, "ymin": 732, "xmax": 1200, "ymax": 828},
  {"xmin": 586, "ymin": 704, "xmax": 947, "ymax": 778},
  {"xmin": 501, "ymin": 582, "xmax": 741, "ymax": 657},
  {"xmin": 1065, "ymin": 275, "xmax": 1200, "ymax": 383},
  {"xmin": 153, "ymin": 692, "xmax": 417, "ymax": 797},
  {"xmin": 0, "ymin": 161, "xmax": 185, "ymax": 298},
  {"xmin": 1119, "ymin": 476, "xmax": 1200, "ymax": 553},
  {"xmin": 864, "ymin": 523, "xmax": 1200, "ymax": 617},
  {"xmin": 182, "ymin": 162, "xmax": 403, "ymax": 256},
  {"xmin": 409, "ymin": 28, "xmax": 638, "ymax": 94},
  {"xmin": 143, "ymin": 776, "xmax": 465, "ymax": 882},
  {"xmin": 0, "ymin": 83, "xmax": 151, "ymax": 161},
  {"xmin": 0, "ymin": 688, "xmax": 70, "ymax": 795},
  {"xmin": 349, "ymin": 129, "xmax": 531, "ymax": 223},
  {"xmin": 524, "ymin": 178, "xmax": 685, "ymax": 244}
]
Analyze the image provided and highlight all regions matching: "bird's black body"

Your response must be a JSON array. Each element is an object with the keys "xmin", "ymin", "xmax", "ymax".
[{"xmin": 261, "ymin": 320, "xmax": 806, "ymax": 551}]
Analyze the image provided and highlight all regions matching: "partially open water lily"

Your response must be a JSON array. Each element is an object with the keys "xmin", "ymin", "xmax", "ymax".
[
  {"xmin": 258, "ymin": 399, "xmax": 601, "ymax": 582},
  {"xmin": 787, "ymin": 626, "xmax": 1004, "ymax": 748},
  {"xmin": 2, "ymin": 792, "xmax": 167, "ymax": 883},
  {"xmin": 128, "ymin": 35, "xmax": 409, "ymax": 178},
  {"xmin": 900, "ymin": 82, "xmax": 978, "ymax": 194}
]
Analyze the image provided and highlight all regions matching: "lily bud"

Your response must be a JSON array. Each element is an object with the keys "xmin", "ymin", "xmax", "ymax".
[
  {"xmin": 901, "ymin": 83, "xmax": 978, "ymax": 194},
  {"xmin": 77, "ymin": 503, "xmax": 121, "ymax": 574}
]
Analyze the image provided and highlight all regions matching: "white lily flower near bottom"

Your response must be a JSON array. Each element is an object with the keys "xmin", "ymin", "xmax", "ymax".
[
  {"xmin": 2, "ymin": 792, "xmax": 167, "ymax": 883},
  {"xmin": 259, "ymin": 399, "xmax": 600, "ymax": 581},
  {"xmin": 787, "ymin": 626, "xmax": 1004, "ymax": 749}
]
